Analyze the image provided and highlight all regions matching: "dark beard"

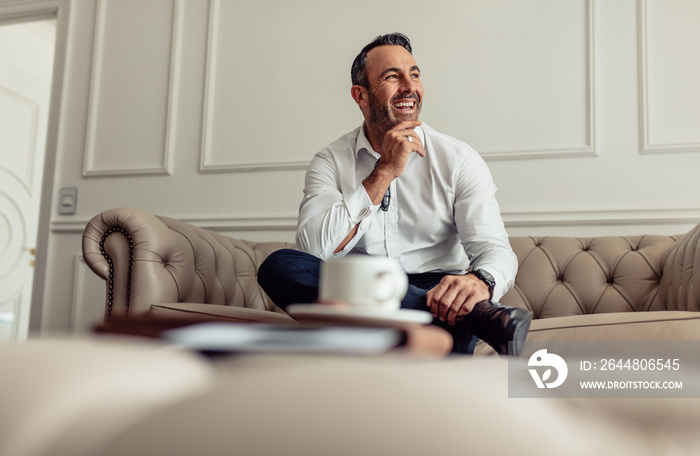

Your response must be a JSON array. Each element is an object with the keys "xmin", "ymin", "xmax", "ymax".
[{"xmin": 367, "ymin": 91, "xmax": 421, "ymax": 136}]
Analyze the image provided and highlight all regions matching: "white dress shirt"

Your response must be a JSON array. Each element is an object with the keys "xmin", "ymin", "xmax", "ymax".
[{"xmin": 296, "ymin": 123, "xmax": 517, "ymax": 300}]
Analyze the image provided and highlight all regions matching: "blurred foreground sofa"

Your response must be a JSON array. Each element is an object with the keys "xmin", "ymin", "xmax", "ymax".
[
  {"xmin": 4, "ymin": 336, "xmax": 700, "ymax": 456},
  {"xmin": 4, "ymin": 209, "xmax": 700, "ymax": 455},
  {"xmin": 82, "ymin": 208, "xmax": 700, "ymax": 354},
  {"xmin": 7, "ymin": 336, "xmax": 700, "ymax": 456}
]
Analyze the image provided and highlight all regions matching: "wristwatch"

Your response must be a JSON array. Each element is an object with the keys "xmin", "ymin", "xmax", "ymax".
[{"xmin": 468, "ymin": 269, "xmax": 495, "ymax": 300}]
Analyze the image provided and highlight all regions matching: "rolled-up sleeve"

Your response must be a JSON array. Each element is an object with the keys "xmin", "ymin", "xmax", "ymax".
[{"xmin": 296, "ymin": 151, "xmax": 378, "ymax": 260}]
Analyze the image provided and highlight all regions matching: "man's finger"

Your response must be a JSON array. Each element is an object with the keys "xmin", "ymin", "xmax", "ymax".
[
  {"xmin": 426, "ymin": 285, "xmax": 445, "ymax": 317},
  {"xmin": 401, "ymin": 129, "xmax": 425, "ymax": 157},
  {"xmin": 446, "ymin": 289, "xmax": 470, "ymax": 325},
  {"xmin": 409, "ymin": 139, "xmax": 426, "ymax": 157},
  {"xmin": 436, "ymin": 285, "xmax": 462, "ymax": 322}
]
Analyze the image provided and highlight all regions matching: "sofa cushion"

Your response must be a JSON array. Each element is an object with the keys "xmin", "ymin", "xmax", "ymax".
[
  {"xmin": 474, "ymin": 310, "xmax": 700, "ymax": 356},
  {"xmin": 527, "ymin": 310, "xmax": 700, "ymax": 341},
  {"xmin": 149, "ymin": 303, "xmax": 297, "ymax": 325}
]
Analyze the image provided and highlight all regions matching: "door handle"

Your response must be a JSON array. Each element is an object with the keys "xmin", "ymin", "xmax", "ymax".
[{"xmin": 25, "ymin": 247, "xmax": 36, "ymax": 267}]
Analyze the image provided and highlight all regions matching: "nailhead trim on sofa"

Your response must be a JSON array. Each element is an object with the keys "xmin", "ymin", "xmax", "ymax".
[{"xmin": 99, "ymin": 227, "xmax": 134, "ymax": 320}]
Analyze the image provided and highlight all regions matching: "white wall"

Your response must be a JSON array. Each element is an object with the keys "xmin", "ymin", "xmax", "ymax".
[{"xmin": 16, "ymin": 0, "xmax": 700, "ymax": 335}]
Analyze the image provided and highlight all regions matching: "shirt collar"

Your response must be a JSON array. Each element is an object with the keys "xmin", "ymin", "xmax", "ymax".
[{"xmin": 354, "ymin": 123, "xmax": 426, "ymax": 159}]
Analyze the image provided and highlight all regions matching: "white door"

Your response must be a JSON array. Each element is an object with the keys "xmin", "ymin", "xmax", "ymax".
[{"xmin": 0, "ymin": 18, "xmax": 56, "ymax": 341}]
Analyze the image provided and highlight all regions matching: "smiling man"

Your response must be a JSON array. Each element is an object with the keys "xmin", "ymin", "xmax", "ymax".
[{"xmin": 258, "ymin": 33, "xmax": 532, "ymax": 356}]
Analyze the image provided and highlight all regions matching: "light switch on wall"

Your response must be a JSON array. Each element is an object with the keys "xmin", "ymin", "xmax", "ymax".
[{"xmin": 58, "ymin": 187, "xmax": 78, "ymax": 215}]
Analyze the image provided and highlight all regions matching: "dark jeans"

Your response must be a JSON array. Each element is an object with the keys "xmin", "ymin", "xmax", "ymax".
[{"xmin": 257, "ymin": 249, "xmax": 477, "ymax": 354}]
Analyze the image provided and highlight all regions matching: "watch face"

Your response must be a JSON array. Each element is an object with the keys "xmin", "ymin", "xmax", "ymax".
[{"xmin": 476, "ymin": 269, "xmax": 495, "ymax": 287}]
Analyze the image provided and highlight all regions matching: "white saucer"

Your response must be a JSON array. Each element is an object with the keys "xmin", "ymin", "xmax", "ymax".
[{"xmin": 286, "ymin": 304, "xmax": 433, "ymax": 326}]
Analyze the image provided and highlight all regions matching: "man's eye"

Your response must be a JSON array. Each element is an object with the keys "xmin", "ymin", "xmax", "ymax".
[
  {"xmin": 411, "ymin": 73, "xmax": 420, "ymax": 79},
  {"xmin": 386, "ymin": 74, "xmax": 398, "ymax": 80}
]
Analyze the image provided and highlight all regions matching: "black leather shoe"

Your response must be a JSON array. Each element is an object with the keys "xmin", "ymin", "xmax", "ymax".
[{"xmin": 467, "ymin": 301, "xmax": 533, "ymax": 357}]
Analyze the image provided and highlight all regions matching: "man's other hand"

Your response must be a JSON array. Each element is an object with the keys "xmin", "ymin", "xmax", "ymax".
[{"xmin": 426, "ymin": 274, "xmax": 491, "ymax": 325}]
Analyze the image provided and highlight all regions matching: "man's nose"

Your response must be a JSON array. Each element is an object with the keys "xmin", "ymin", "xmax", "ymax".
[{"xmin": 399, "ymin": 75, "xmax": 415, "ymax": 92}]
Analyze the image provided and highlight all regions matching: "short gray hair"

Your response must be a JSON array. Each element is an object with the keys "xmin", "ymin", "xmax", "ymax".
[{"xmin": 350, "ymin": 33, "xmax": 413, "ymax": 88}]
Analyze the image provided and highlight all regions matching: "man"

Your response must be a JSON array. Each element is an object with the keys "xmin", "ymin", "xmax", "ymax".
[{"xmin": 258, "ymin": 33, "xmax": 532, "ymax": 356}]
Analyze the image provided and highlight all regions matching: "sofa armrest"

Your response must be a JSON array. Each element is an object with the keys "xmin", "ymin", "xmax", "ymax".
[
  {"xmin": 661, "ymin": 221, "xmax": 700, "ymax": 311},
  {"xmin": 82, "ymin": 208, "xmax": 295, "ymax": 322}
]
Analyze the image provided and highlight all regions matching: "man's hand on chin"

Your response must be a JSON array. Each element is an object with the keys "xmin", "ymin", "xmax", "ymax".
[{"xmin": 425, "ymin": 274, "xmax": 491, "ymax": 325}]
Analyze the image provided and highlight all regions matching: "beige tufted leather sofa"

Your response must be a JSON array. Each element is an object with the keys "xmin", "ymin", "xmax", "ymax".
[
  {"xmin": 8, "ymin": 207, "xmax": 690, "ymax": 456},
  {"xmin": 82, "ymin": 208, "xmax": 700, "ymax": 352},
  {"xmin": 82, "ymin": 208, "xmax": 295, "ymax": 326}
]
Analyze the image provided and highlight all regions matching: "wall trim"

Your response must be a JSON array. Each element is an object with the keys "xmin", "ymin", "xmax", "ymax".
[
  {"xmin": 501, "ymin": 207, "xmax": 700, "ymax": 228},
  {"xmin": 178, "ymin": 214, "xmax": 299, "ymax": 231},
  {"xmin": 637, "ymin": 0, "xmax": 700, "ymax": 155},
  {"xmin": 82, "ymin": 0, "xmax": 182, "ymax": 177},
  {"xmin": 50, "ymin": 213, "xmax": 300, "ymax": 234},
  {"xmin": 200, "ymin": 0, "xmax": 598, "ymax": 168},
  {"xmin": 199, "ymin": 0, "xmax": 310, "ymax": 173},
  {"xmin": 52, "ymin": 207, "xmax": 700, "ymax": 235}
]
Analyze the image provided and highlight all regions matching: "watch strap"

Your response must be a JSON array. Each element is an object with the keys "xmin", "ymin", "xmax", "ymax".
[{"xmin": 468, "ymin": 269, "xmax": 495, "ymax": 300}]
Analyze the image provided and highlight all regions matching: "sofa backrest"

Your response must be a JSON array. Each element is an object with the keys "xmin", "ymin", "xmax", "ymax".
[
  {"xmin": 500, "ymin": 234, "xmax": 679, "ymax": 318},
  {"xmin": 84, "ymin": 208, "xmax": 699, "ymax": 321}
]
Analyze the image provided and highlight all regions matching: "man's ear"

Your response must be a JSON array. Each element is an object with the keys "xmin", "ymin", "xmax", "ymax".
[{"xmin": 351, "ymin": 85, "xmax": 369, "ymax": 108}]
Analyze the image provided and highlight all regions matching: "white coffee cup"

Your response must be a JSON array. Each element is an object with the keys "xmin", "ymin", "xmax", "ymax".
[{"xmin": 319, "ymin": 255, "xmax": 408, "ymax": 311}]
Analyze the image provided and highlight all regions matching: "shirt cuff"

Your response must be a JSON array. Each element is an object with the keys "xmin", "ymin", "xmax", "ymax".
[
  {"xmin": 481, "ymin": 268, "xmax": 510, "ymax": 302},
  {"xmin": 345, "ymin": 184, "xmax": 379, "ymax": 224}
]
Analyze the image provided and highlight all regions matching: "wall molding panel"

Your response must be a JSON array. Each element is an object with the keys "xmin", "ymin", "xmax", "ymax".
[
  {"xmin": 480, "ymin": 0, "xmax": 598, "ymax": 161},
  {"xmin": 637, "ymin": 0, "xmax": 700, "ymax": 155},
  {"xmin": 199, "ymin": 0, "xmax": 310, "ymax": 173},
  {"xmin": 83, "ymin": 0, "xmax": 183, "ymax": 177},
  {"xmin": 200, "ymin": 0, "xmax": 598, "ymax": 169}
]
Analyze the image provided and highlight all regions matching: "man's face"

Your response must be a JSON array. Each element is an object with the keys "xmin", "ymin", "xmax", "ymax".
[{"xmin": 363, "ymin": 45, "xmax": 423, "ymax": 132}]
